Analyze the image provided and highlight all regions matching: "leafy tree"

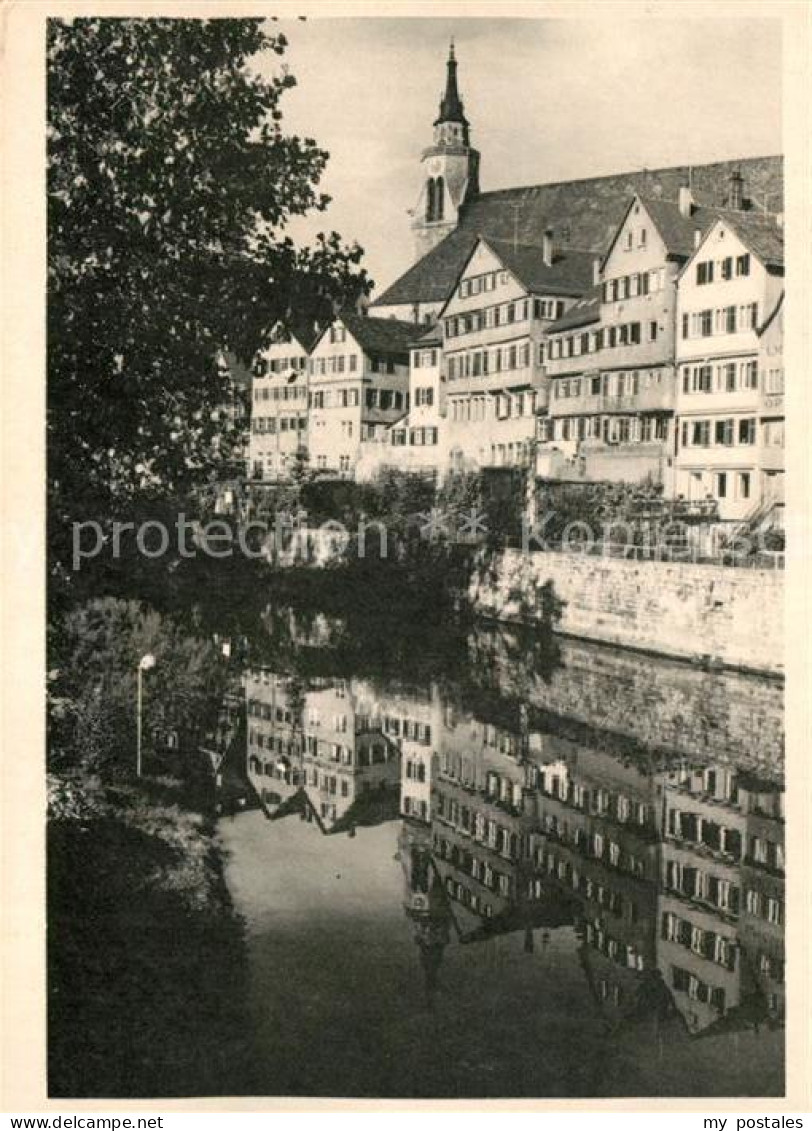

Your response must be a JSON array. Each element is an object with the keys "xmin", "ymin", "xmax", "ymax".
[{"xmin": 47, "ymin": 18, "xmax": 372, "ymax": 573}]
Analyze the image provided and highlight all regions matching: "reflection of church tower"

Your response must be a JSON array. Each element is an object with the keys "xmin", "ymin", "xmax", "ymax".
[
  {"xmin": 412, "ymin": 42, "xmax": 480, "ymax": 262},
  {"xmin": 399, "ymin": 823, "xmax": 452, "ymax": 1006}
]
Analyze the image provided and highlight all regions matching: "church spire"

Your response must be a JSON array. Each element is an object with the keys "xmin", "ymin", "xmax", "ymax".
[
  {"xmin": 411, "ymin": 41, "xmax": 480, "ymax": 262},
  {"xmin": 435, "ymin": 40, "xmax": 469, "ymax": 141}
]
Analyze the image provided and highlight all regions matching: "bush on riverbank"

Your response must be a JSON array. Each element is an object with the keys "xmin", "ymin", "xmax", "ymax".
[
  {"xmin": 47, "ymin": 598, "xmax": 256, "ymax": 1097},
  {"xmin": 237, "ymin": 467, "xmax": 527, "ymax": 551},
  {"xmin": 48, "ymin": 771, "xmax": 257, "ymax": 1098}
]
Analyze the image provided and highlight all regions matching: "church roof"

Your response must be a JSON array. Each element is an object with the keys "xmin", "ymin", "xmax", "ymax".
[{"xmin": 372, "ymin": 155, "xmax": 783, "ymax": 309}]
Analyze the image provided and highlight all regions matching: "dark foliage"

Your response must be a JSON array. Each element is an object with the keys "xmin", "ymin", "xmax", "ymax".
[
  {"xmin": 48, "ymin": 794, "xmax": 257, "ymax": 1097},
  {"xmin": 48, "ymin": 17, "xmax": 371, "ymax": 577}
]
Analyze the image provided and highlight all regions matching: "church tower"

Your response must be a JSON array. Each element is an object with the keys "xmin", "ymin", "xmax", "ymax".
[{"xmin": 412, "ymin": 42, "xmax": 480, "ymax": 262}]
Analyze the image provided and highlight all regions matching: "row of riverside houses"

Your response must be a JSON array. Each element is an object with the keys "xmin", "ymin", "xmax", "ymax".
[{"xmin": 245, "ymin": 45, "xmax": 784, "ymax": 524}]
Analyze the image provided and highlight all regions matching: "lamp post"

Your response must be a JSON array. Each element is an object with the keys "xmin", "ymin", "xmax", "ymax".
[{"xmin": 136, "ymin": 653, "xmax": 157, "ymax": 778}]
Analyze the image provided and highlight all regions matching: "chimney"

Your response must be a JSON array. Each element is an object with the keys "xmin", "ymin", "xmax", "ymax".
[
  {"xmin": 729, "ymin": 169, "xmax": 744, "ymax": 211},
  {"xmin": 542, "ymin": 228, "xmax": 554, "ymax": 268},
  {"xmin": 592, "ymin": 256, "xmax": 602, "ymax": 286},
  {"xmin": 694, "ymin": 229, "xmax": 703, "ymax": 249},
  {"xmin": 678, "ymin": 185, "xmax": 694, "ymax": 218}
]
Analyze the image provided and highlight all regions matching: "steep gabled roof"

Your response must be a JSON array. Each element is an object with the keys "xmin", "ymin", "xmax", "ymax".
[
  {"xmin": 613, "ymin": 196, "xmax": 785, "ymax": 269},
  {"xmin": 435, "ymin": 234, "xmax": 596, "ymax": 321},
  {"xmin": 372, "ymin": 154, "xmax": 783, "ymax": 309},
  {"xmin": 634, "ymin": 196, "xmax": 719, "ymax": 259},
  {"xmin": 601, "ymin": 193, "xmax": 725, "ymax": 265},
  {"xmin": 708, "ymin": 210, "xmax": 784, "ymax": 271},
  {"xmin": 374, "ymin": 226, "xmax": 483, "ymax": 309},
  {"xmin": 484, "ymin": 238, "xmax": 596, "ymax": 297},
  {"xmin": 315, "ymin": 311, "xmax": 418, "ymax": 357},
  {"xmin": 264, "ymin": 319, "xmax": 319, "ymax": 353},
  {"xmin": 729, "ymin": 213, "xmax": 784, "ymax": 270},
  {"xmin": 288, "ymin": 322, "xmax": 321, "ymax": 353}
]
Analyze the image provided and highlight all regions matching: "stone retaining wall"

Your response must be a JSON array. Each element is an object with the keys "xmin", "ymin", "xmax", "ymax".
[{"xmin": 469, "ymin": 548, "xmax": 783, "ymax": 676}]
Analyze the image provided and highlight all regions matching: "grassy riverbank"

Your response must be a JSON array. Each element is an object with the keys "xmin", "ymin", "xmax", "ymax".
[{"xmin": 47, "ymin": 772, "xmax": 257, "ymax": 1098}]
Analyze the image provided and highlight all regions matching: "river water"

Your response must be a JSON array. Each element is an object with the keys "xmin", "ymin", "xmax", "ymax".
[{"xmin": 218, "ymin": 615, "xmax": 784, "ymax": 1099}]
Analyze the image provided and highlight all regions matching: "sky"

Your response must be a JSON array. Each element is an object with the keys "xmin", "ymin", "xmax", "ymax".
[{"xmin": 253, "ymin": 17, "xmax": 782, "ymax": 298}]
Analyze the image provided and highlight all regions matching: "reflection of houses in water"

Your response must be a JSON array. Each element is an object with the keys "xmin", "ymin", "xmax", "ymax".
[
  {"xmin": 246, "ymin": 671, "xmax": 306, "ymax": 815},
  {"xmin": 738, "ymin": 773, "xmax": 785, "ymax": 1028},
  {"xmin": 659, "ymin": 763, "xmax": 747, "ymax": 1033},
  {"xmin": 525, "ymin": 739, "xmax": 662, "ymax": 1024},
  {"xmin": 430, "ymin": 708, "xmax": 579, "ymax": 943},
  {"xmin": 398, "ymin": 818, "xmax": 452, "ymax": 1004},
  {"xmin": 657, "ymin": 762, "xmax": 785, "ymax": 1035},
  {"xmin": 244, "ymin": 664, "xmax": 784, "ymax": 1035},
  {"xmin": 431, "ymin": 707, "xmax": 533, "ymax": 933},
  {"xmin": 244, "ymin": 671, "xmax": 400, "ymax": 833},
  {"xmin": 301, "ymin": 680, "xmax": 400, "ymax": 832},
  {"xmin": 357, "ymin": 681, "xmax": 439, "ymax": 825},
  {"xmin": 400, "ymin": 743, "xmax": 434, "ymax": 826}
]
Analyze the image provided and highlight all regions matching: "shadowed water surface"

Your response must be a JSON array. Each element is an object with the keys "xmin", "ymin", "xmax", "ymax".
[{"xmin": 220, "ymin": 622, "xmax": 784, "ymax": 1099}]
